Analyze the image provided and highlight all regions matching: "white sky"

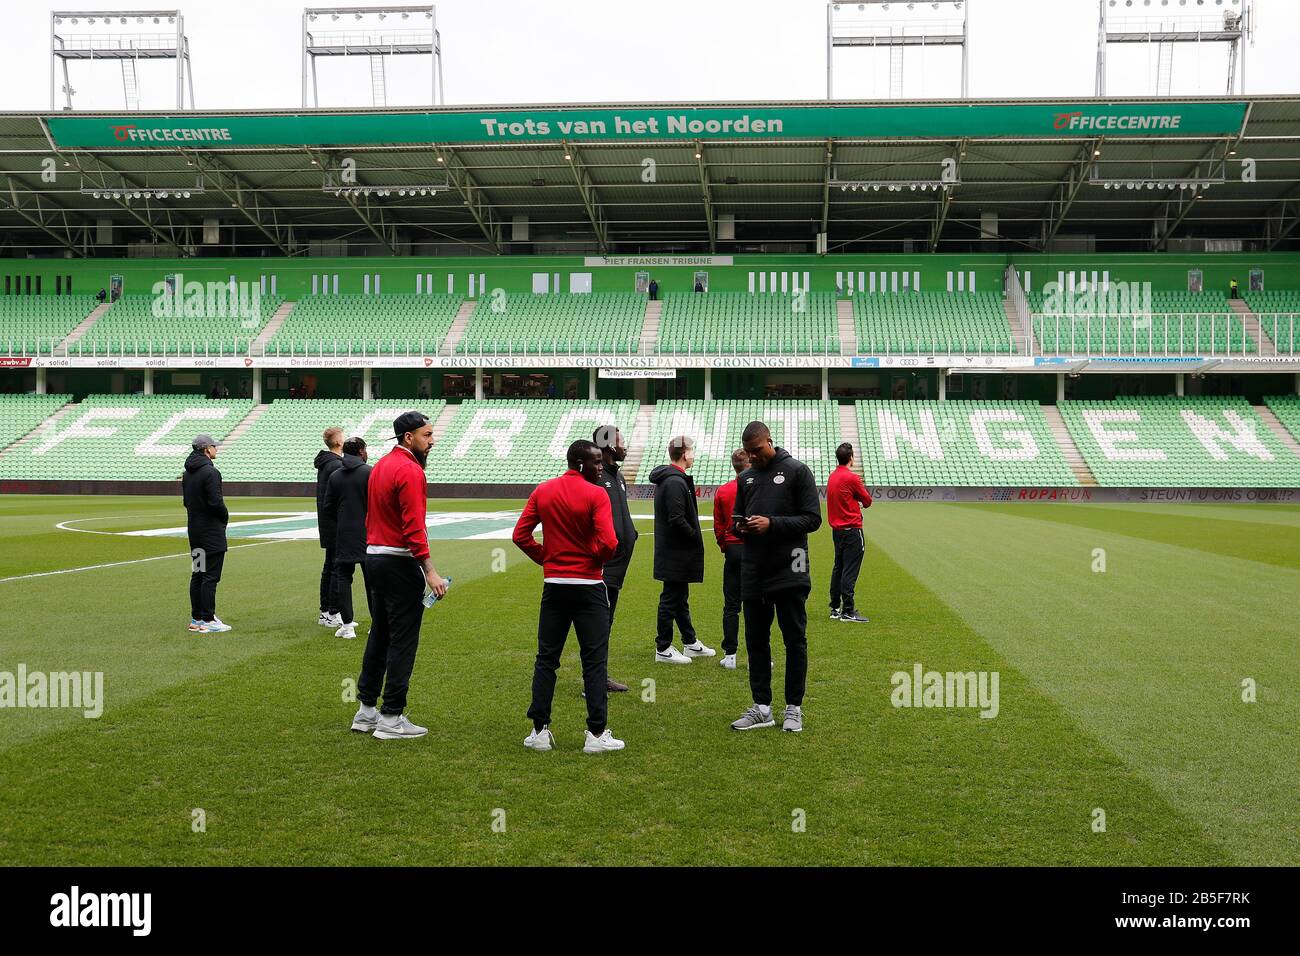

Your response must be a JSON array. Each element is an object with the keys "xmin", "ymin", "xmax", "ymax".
[{"xmin": 13, "ymin": 0, "xmax": 1295, "ymax": 111}]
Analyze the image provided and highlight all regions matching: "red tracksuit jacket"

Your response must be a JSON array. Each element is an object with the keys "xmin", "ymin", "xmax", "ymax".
[
  {"xmin": 712, "ymin": 478, "xmax": 743, "ymax": 551},
  {"xmin": 827, "ymin": 464, "xmax": 873, "ymax": 529},
  {"xmin": 365, "ymin": 445, "xmax": 430, "ymax": 561},
  {"xmin": 513, "ymin": 469, "xmax": 618, "ymax": 580}
]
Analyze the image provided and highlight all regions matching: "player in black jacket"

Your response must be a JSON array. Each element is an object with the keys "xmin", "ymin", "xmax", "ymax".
[
  {"xmin": 594, "ymin": 426, "xmax": 637, "ymax": 691},
  {"xmin": 729, "ymin": 421, "xmax": 822, "ymax": 734},
  {"xmin": 322, "ymin": 437, "xmax": 372, "ymax": 640},
  {"xmin": 182, "ymin": 434, "xmax": 231, "ymax": 633},
  {"xmin": 314, "ymin": 427, "xmax": 346, "ymax": 627}
]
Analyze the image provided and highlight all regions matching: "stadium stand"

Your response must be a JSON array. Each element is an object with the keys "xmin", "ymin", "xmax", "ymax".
[
  {"xmin": 264, "ymin": 294, "xmax": 461, "ymax": 355},
  {"xmin": 74, "ymin": 294, "xmax": 282, "ymax": 356},
  {"xmin": 853, "ymin": 292, "xmax": 1014, "ymax": 354},
  {"xmin": 855, "ymin": 400, "xmax": 1078, "ymax": 486},
  {"xmin": 1263, "ymin": 395, "xmax": 1300, "ymax": 443},
  {"xmin": 642, "ymin": 400, "xmax": 840, "ymax": 483},
  {"xmin": 216, "ymin": 399, "xmax": 448, "ymax": 482},
  {"xmin": 1243, "ymin": 291, "xmax": 1300, "ymax": 354},
  {"xmin": 0, "ymin": 393, "xmax": 72, "ymax": 450},
  {"xmin": 0, "ymin": 394, "xmax": 252, "ymax": 481},
  {"xmin": 0, "ymin": 296, "xmax": 97, "ymax": 355},
  {"xmin": 656, "ymin": 293, "xmax": 840, "ymax": 354},
  {"xmin": 424, "ymin": 399, "xmax": 640, "ymax": 484},
  {"xmin": 1058, "ymin": 398, "xmax": 1300, "ymax": 487},
  {"xmin": 456, "ymin": 293, "xmax": 644, "ymax": 355},
  {"xmin": 1029, "ymin": 291, "xmax": 1255, "ymax": 355}
]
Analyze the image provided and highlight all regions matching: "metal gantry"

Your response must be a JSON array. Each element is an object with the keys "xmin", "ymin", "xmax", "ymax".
[
  {"xmin": 827, "ymin": 1, "xmax": 969, "ymax": 99},
  {"xmin": 1095, "ymin": 0, "xmax": 1254, "ymax": 97},
  {"xmin": 51, "ymin": 9, "xmax": 194, "ymax": 111},
  {"xmin": 302, "ymin": 5, "xmax": 444, "ymax": 108}
]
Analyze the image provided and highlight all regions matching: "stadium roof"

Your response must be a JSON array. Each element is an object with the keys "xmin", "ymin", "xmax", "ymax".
[{"xmin": 0, "ymin": 95, "xmax": 1297, "ymax": 257}]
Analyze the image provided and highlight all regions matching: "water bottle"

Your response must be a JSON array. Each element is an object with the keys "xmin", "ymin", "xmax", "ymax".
[{"xmin": 422, "ymin": 576, "xmax": 452, "ymax": 608}]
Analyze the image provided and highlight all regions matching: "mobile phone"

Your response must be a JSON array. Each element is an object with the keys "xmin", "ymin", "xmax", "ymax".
[{"xmin": 732, "ymin": 513, "xmax": 749, "ymax": 531}]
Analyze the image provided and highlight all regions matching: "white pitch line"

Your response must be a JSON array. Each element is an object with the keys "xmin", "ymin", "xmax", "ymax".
[{"xmin": 0, "ymin": 539, "xmax": 290, "ymax": 584}]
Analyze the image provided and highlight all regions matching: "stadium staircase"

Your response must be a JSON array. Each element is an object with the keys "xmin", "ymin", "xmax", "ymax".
[
  {"xmin": 0, "ymin": 401, "xmax": 75, "ymax": 459},
  {"xmin": 440, "ymin": 300, "xmax": 477, "ymax": 355},
  {"xmin": 1003, "ymin": 297, "xmax": 1032, "ymax": 356},
  {"xmin": 1229, "ymin": 299, "xmax": 1269, "ymax": 356},
  {"xmin": 251, "ymin": 300, "xmax": 296, "ymax": 355},
  {"xmin": 1255, "ymin": 405, "xmax": 1300, "ymax": 457},
  {"xmin": 429, "ymin": 403, "xmax": 459, "ymax": 446},
  {"xmin": 638, "ymin": 300, "xmax": 662, "ymax": 355},
  {"xmin": 622, "ymin": 405, "xmax": 655, "ymax": 480},
  {"xmin": 838, "ymin": 403, "xmax": 865, "ymax": 477},
  {"xmin": 1041, "ymin": 406, "xmax": 1098, "ymax": 486},
  {"xmin": 836, "ymin": 300, "xmax": 858, "ymax": 354},
  {"xmin": 222, "ymin": 404, "xmax": 272, "ymax": 445},
  {"xmin": 55, "ymin": 303, "xmax": 111, "ymax": 355}
]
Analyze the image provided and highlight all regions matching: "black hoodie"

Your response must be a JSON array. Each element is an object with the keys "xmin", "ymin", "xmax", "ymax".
[
  {"xmin": 599, "ymin": 459, "xmax": 638, "ymax": 589},
  {"xmin": 649, "ymin": 462, "xmax": 704, "ymax": 583},
  {"xmin": 733, "ymin": 447, "xmax": 822, "ymax": 599},
  {"xmin": 322, "ymin": 453, "xmax": 372, "ymax": 564},
  {"xmin": 314, "ymin": 448, "xmax": 344, "ymax": 549},
  {"xmin": 182, "ymin": 449, "xmax": 229, "ymax": 555}
]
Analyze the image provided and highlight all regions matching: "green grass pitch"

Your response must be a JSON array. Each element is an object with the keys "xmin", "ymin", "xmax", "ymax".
[{"xmin": 0, "ymin": 494, "xmax": 1296, "ymax": 866}]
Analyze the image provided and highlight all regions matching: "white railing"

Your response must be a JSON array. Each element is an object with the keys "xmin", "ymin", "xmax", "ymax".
[{"xmin": 1028, "ymin": 312, "xmax": 1299, "ymax": 358}]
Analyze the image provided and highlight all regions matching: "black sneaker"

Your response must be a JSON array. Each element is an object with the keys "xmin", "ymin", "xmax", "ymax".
[
  {"xmin": 840, "ymin": 612, "xmax": 870, "ymax": 623},
  {"xmin": 829, "ymin": 608, "xmax": 841, "ymax": 620}
]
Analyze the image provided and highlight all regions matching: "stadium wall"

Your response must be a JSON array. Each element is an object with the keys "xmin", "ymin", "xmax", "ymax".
[{"xmin": 6, "ymin": 251, "xmax": 1300, "ymax": 299}]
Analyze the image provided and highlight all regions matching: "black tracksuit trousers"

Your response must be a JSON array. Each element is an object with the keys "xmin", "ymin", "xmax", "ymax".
[
  {"xmin": 529, "ymin": 582, "xmax": 610, "ymax": 735},
  {"xmin": 744, "ymin": 586, "xmax": 809, "ymax": 707},
  {"xmin": 357, "ymin": 554, "xmax": 426, "ymax": 715}
]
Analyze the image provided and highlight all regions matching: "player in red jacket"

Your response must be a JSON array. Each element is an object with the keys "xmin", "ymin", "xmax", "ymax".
[
  {"xmin": 513, "ymin": 439, "xmax": 624, "ymax": 754},
  {"xmin": 352, "ymin": 411, "xmax": 448, "ymax": 740},
  {"xmin": 826, "ymin": 442, "xmax": 873, "ymax": 623},
  {"xmin": 711, "ymin": 448, "xmax": 752, "ymax": 669}
]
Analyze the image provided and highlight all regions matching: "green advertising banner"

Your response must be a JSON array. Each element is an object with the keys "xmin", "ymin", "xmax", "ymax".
[{"xmin": 45, "ymin": 101, "xmax": 1248, "ymax": 149}]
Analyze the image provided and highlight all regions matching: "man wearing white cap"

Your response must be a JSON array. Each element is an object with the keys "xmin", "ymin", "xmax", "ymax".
[{"xmin": 182, "ymin": 434, "xmax": 232, "ymax": 634}]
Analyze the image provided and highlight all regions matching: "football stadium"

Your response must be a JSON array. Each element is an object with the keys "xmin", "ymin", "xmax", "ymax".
[{"xmin": 0, "ymin": 0, "xmax": 1297, "ymax": 922}]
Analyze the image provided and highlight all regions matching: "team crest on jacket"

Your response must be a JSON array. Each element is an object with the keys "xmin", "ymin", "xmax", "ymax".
[{"xmin": 774, "ymin": 474, "xmax": 786, "ymax": 484}]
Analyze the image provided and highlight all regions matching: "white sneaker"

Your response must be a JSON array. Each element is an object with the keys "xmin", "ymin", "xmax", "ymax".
[
  {"xmin": 654, "ymin": 646, "xmax": 692, "ymax": 664},
  {"xmin": 204, "ymin": 617, "xmax": 232, "ymax": 633},
  {"xmin": 317, "ymin": 611, "xmax": 335, "ymax": 627},
  {"xmin": 350, "ymin": 706, "xmax": 379, "ymax": 733},
  {"xmin": 524, "ymin": 726, "xmax": 554, "ymax": 751},
  {"xmin": 720, "ymin": 654, "xmax": 737, "ymax": 669},
  {"xmin": 335, "ymin": 622, "xmax": 357, "ymax": 639},
  {"xmin": 372, "ymin": 713, "xmax": 427, "ymax": 740},
  {"xmin": 583, "ymin": 728, "xmax": 625, "ymax": 753},
  {"xmin": 683, "ymin": 641, "xmax": 716, "ymax": 658}
]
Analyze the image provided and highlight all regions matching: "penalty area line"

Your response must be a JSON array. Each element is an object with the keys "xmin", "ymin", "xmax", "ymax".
[{"xmin": 0, "ymin": 539, "xmax": 291, "ymax": 584}]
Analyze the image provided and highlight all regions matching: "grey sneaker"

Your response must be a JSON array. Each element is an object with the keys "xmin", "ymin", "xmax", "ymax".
[
  {"xmin": 782, "ymin": 705, "xmax": 803, "ymax": 733},
  {"xmin": 350, "ymin": 707, "xmax": 380, "ymax": 734},
  {"xmin": 730, "ymin": 704, "xmax": 775, "ymax": 731},
  {"xmin": 373, "ymin": 713, "xmax": 428, "ymax": 740},
  {"xmin": 840, "ymin": 612, "xmax": 870, "ymax": 623}
]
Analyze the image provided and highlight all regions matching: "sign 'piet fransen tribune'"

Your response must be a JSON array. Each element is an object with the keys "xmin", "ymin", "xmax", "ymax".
[{"xmin": 44, "ymin": 101, "xmax": 1248, "ymax": 149}]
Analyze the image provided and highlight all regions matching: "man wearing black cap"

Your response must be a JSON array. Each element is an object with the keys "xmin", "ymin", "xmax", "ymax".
[
  {"xmin": 182, "ymin": 434, "xmax": 231, "ymax": 634},
  {"xmin": 350, "ymin": 411, "xmax": 448, "ymax": 740},
  {"xmin": 594, "ymin": 425, "xmax": 636, "ymax": 692}
]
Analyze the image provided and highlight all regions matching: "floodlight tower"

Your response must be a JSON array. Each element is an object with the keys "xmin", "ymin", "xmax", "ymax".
[
  {"xmin": 1096, "ymin": 0, "xmax": 1255, "ymax": 97},
  {"xmin": 50, "ymin": 10, "xmax": 195, "ymax": 111},
  {"xmin": 302, "ymin": 5, "xmax": 444, "ymax": 108},
  {"xmin": 826, "ymin": 0, "xmax": 970, "ymax": 100}
]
